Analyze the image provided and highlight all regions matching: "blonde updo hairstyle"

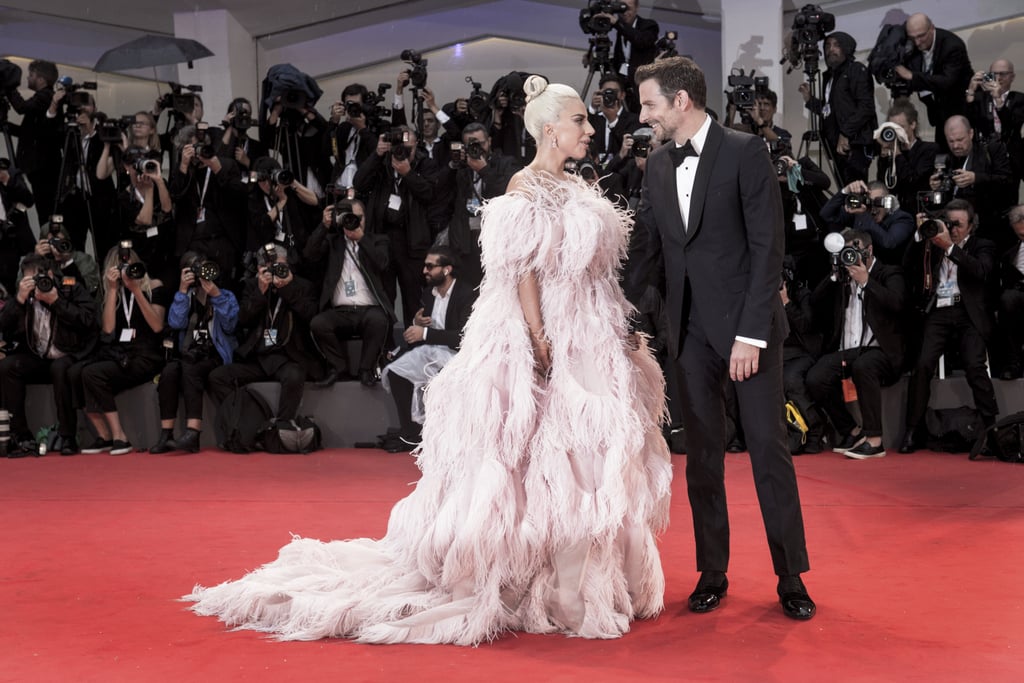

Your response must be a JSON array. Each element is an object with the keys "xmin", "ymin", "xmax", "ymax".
[{"xmin": 522, "ymin": 75, "xmax": 583, "ymax": 143}]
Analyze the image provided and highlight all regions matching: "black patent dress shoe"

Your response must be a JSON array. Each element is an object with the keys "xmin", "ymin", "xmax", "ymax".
[
  {"xmin": 726, "ymin": 439, "xmax": 746, "ymax": 453},
  {"xmin": 687, "ymin": 572, "xmax": 728, "ymax": 613},
  {"xmin": 897, "ymin": 433, "xmax": 919, "ymax": 454},
  {"xmin": 778, "ymin": 575, "xmax": 816, "ymax": 620},
  {"xmin": 314, "ymin": 369, "xmax": 341, "ymax": 389}
]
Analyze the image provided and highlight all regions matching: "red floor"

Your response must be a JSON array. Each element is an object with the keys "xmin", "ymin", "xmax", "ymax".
[{"xmin": 1, "ymin": 447, "xmax": 1021, "ymax": 682}]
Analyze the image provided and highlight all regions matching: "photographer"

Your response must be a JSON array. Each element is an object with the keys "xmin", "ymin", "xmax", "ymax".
[
  {"xmin": 933, "ymin": 115, "xmax": 1016, "ymax": 251},
  {"xmin": 32, "ymin": 218, "xmax": 100, "ymax": 295},
  {"xmin": 80, "ymin": 244, "xmax": 169, "ymax": 455},
  {"xmin": 773, "ymin": 152, "xmax": 832, "ymax": 285},
  {"xmin": 726, "ymin": 88, "xmax": 791, "ymax": 149},
  {"xmin": 116, "ymin": 146, "xmax": 173, "ymax": 283},
  {"xmin": 487, "ymin": 72, "xmax": 534, "ymax": 164},
  {"xmin": 894, "ymin": 13, "xmax": 973, "ymax": 139},
  {"xmin": 996, "ymin": 205, "xmax": 1024, "ymax": 379},
  {"xmin": 807, "ymin": 229, "xmax": 907, "ymax": 459},
  {"xmin": 4, "ymin": 60, "xmax": 61, "ymax": 224},
  {"xmin": 150, "ymin": 251, "xmax": 238, "ymax": 454},
  {"xmin": 875, "ymin": 98, "xmax": 939, "ymax": 214},
  {"xmin": 218, "ymin": 98, "xmax": 269, "ymax": 173},
  {"xmin": 96, "ymin": 111, "xmax": 161, "ymax": 184},
  {"xmin": 261, "ymin": 86, "xmax": 331, "ymax": 196},
  {"xmin": 587, "ymin": 74, "xmax": 641, "ymax": 165},
  {"xmin": 169, "ymin": 124, "xmax": 247, "ymax": 286},
  {"xmin": 820, "ymin": 180, "xmax": 914, "ymax": 266},
  {"xmin": 394, "ymin": 86, "xmax": 456, "ymax": 167},
  {"xmin": 898, "ymin": 199, "xmax": 998, "ymax": 453},
  {"xmin": 352, "ymin": 124, "xmax": 438, "ymax": 325},
  {"xmin": 0, "ymin": 159, "xmax": 37, "ymax": 294},
  {"xmin": 779, "ymin": 258, "xmax": 825, "ymax": 454},
  {"xmin": 438, "ymin": 123, "xmax": 523, "ymax": 289},
  {"xmin": 598, "ymin": 0, "xmax": 658, "ymax": 112},
  {"xmin": 305, "ymin": 199, "xmax": 394, "ymax": 388},
  {"xmin": 965, "ymin": 60, "xmax": 1024, "ymax": 181},
  {"xmin": 0, "ymin": 253, "xmax": 98, "ymax": 457},
  {"xmin": 380, "ymin": 246, "xmax": 476, "ymax": 452},
  {"xmin": 245, "ymin": 156, "xmax": 318, "ymax": 272},
  {"xmin": 799, "ymin": 31, "xmax": 877, "ymax": 184},
  {"xmin": 207, "ymin": 245, "xmax": 322, "ymax": 426},
  {"xmin": 326, "ymin": 83, "xmax": 380, "ymax": 191},
  {"xmin": 154, "ymin": 90, "xmax": 205, "ymax": 170}
]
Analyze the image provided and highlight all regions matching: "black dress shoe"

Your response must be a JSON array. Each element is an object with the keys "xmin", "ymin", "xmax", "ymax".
[
  {"xmin": 358, "ymin": 370, "xmax": 377, "ymax": 387},
  {"xmin": 60, "ymin": 439, "xmax": 79, "ymax": 456},
  {"xmin": 726, "ymin": 439, "xmax": 746, "ymax": 453},
  {"xmin": 175, "ymin": 429, "xmax": 201, "ymax": 453},
  {"xmin": 149, "ymin": 432, "xmax": 176, "ymax": 454},
  {"xmin": 687, "ymin": 572, "xmax": 728, "ymax": 613},
  {"xmin": 897, "ymin": 433, "xmax": 919, "ymax": 454},
  {"xmin": 314, "ymin": 369, "xmax": 341, "ymax": 389},
  {"xmin": 777, "ymin": 575, "xmax": 816, "ymax": 620}
]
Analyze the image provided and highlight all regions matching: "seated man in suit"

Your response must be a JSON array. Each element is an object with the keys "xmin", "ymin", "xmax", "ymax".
[
  {"xmin": 995, "ymin": 205, "xmax": 1024, "ymax": 379},
  {"xmin": 380, "ymin": 246, "xmax": 476, "ymax": 452},
  {"xmin": 807, "ymin": 229, "xmax": 907, "ymax": 459},
  {"xmin": 899, "ymin": 199, "xmax": 998, "ymax": 452},
  {"xmin": 304, "ymin": 198, "xmax": 394, "ymax": 387}
]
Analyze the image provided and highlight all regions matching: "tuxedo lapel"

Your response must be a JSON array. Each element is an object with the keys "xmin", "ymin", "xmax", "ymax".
[
  {"xmin": 683, "ymin": 121, "xmax": 723, "ymax": 247},
  {"xmin": 653, "ymin": 147, "xmax": 686, "ymax": 240}
]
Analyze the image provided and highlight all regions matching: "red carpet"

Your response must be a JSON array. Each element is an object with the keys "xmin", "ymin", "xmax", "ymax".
[{"xmin": 1, "ymin": 447, "xmax": 1022, "ymax": 682}]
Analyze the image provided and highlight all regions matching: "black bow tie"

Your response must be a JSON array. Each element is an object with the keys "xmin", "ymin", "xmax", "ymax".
[{"xmin": 669, "ymin": 141, "xmax": 698, "ymax": 166}]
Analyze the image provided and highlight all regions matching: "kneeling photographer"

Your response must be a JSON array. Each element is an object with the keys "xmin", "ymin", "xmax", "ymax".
[
  {"xmin": 807, "ymin": 229, "xmax": 907, "ymax": 459},
  {"xmin": 150, "ymin": 252, "xmax": 238, "ymax": 454},
  {"xmin": 0, "ymin": 253, "xmax": 98, "ymax": 457},
  {"xmin": 897, "ymin": 199, "xmax": 998, "ymax": 453},
  {"xmin": 439, "ymin": 123, "xmax": 523, "ymax": 289},
  {"xmin": 79, "ymin": 242, "xmax": 170, "ymax": 455},
  {"xmin": 305, "ymin": 199, "xmax": 394, "ymax": 388},
  {"xmin": 820, "ymin": 179, "xmax": 914, "ymax": 266}
]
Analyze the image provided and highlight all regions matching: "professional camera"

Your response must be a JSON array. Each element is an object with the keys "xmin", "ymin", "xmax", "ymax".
[
  {"xmin": 725, "ymin": 69, "xmax": 767, "ymax": 112},
  {"xmin": 357, "ymin": 83, "xmax": 393, "ymax": 136},
  {"xmin": 134, "ymin": 157, "xmax": 161, "ymax": 175},
  {"xmin": 259, "ymin": 243, "xmax": 291, "ymax": 280},
  {"xmin": 400, "ymin": 49, "xmax": 428, "ymax": 89},
  {"xmin": 879, "ymin": 126, "xmax": 898, "ymax": 144},
  {"xmin": 117, "ymin": 240, "xmax": 146, "ymax": 280},
  {"xmin": 983, "ymin": 71, "xmax": 997, "ymax": 84},
  {"xmin": 181, "ymin": 328, "xmax": 214, "ymax": 362},
  {"xmin": 33, "ymin": 272, "xmax": 55, "ymax": 293},
  {"xmin": 466, "ymin": 76, "xmax": 490, "ymax": 117},
  {"xmin": 599, "ymin": 87, "xmax": 620, "ymax": 108},
  {"xmin": 767, "ymin": 140, "xmax": 790, "ymax": 176},
  {"xmin": 47, "ymin": 216, "xmax": 72, "ymax": 253},
  {"xmin": 656, "ymin": 31, "xmax": 679, "ymax": 58},
  {"xmin": 845, "ymin": 192, "xmax": 871, "ymax": 211},
  {"xmin": 791, "ymin": 4, "xmax": 835, "ymax": 46},
  {"xmin": 631, "ymin": 133, "xmax": 652, "ymax": 159},
  {"xmin": 56, "ymin": 77, "xmax": 98, "ymax": 119},
  {"xmin": 330, "ymin": 205, "xmax": 362, "ymax": 232},
  {"xmin": 271, "ymin": 168, "xmax": 294, "ymax": 186},
  {"xmin": 579, "ymin": 0, "xmax": 628, "ymax": 35},
  {"xmin": 575, "ymin": 159, "xmax": 599, "ymax": 182},
  {"xmin": 191, "ymin": 122, "xmax": 216, "ymax": 160},
  {"xmin": 839, "ymin": 243, "xmax": 868, "ymax": 266},
  {"xmin": 823, "ymin": 232, "xmax": 863, "ymax": 281},
  {"xmin": 871, "ymin": 195, "xmax": 898, "ymax": 212},
  {"xmin": 188, "ymin": 258, "xmax": 220, "ymax": 283},
  {"xmin": 386, "ymin": 128, "xmax": 412, "ymax": 161},
  {"xmin": 157, "ymin": 82, "xmax": 203, "ymax": 116},
  {"xmin": 465, "ymin": 140, "xmax": 486, "ymax": 160},
  {"xmin": 97, "ymin": 115, "xmax": 134, "ymax": 145},
  {"xmin": 280, "ymin": 89, "xmax": 309, "ymax": 112},
  {"xmin": 916, "ymin": 191, "xmax": 950, "ymax": 239},
  {"xmin": 230, "ymin": 101, "xmax": 253, "ymax": 130},
  {"xmin": 932, "ymin": 154, "xmax": 955, "ymax": 194}
]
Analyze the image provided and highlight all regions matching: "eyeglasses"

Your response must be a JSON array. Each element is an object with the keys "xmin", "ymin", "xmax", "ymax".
[
  {"xmin": 423, "ymin": 262, "xmax": 443, "ymax": 270},
  {"xmin": 991, "ymin": 71, "xmax": 1013, "ymax": 77}
]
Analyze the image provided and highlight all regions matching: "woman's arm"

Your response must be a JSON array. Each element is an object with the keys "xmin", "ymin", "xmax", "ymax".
[{"xmin": 518, "ymin": 271, "xmax": 550, "ymax": 375}]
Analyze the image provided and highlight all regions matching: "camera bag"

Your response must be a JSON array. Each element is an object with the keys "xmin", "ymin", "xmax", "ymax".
[
  {"xmin": 262, "ymin": 416, "xmax": 322, "ymax": 454},
  {"xmin": 969, "ymin": 411, "xmax": 1024, "ymax": 463}
]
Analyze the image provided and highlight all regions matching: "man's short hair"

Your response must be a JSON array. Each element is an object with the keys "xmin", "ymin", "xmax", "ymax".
[
  {"xmin": 945, "ymin": 198, "xmax": 976, "ymax": 226},
  {"xmin": 341, "ymin": 83, "xmax": 369, "ymax": 102},
  {"xmin": 427, "ymin": 245, "xmax": 459, "ymax": 275},
  {"xmin": 598, "ymin": 74, "xmax": 627, "ymax": 91},
  {"xmin": 20, "ymin": 253, "xmax": 51, "ymax": 274},
  {"xmin": 755, "ymin": 89, "xmax": 778, "ymax": 108},
  {"xmin": 887, "ymin": 97, "xmax": 919, "ymax": 126},
  {"xmin": 333, "ymin": 198, "xmax": 365, "ymax": 214},
  {"xmin": 461, "ymin": 122, "xmax": 488, "ymax": 140},
  {"xmin": 635, "ymin": 56, "xmax": 707, "ymax": 109},
  {"xmin": 28, "ymin": 60, "xmax": 58, "ymax": 87},
  {"xmin": 841, "ymin": 227, "xmax": 872, "ymax": 248},
  {"xmin": 867, "ymin": 180, "xmax": 889, "ymax": 194}
]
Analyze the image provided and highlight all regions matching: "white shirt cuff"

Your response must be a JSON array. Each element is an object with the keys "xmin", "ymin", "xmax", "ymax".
[
  {"xmin": 393, "ymin": 95, "xmax": 404, "ymax": 109},
  {"xmin": 436, "ymin": 109, "xmax": 450, "ymax": 125},
  {"xmin": 422, "ymin": 328, "xmax": 428, "ymax": 341},
  {"xmin": 735, "ymin": 335, "xmax": 767, "ymax": 349}
]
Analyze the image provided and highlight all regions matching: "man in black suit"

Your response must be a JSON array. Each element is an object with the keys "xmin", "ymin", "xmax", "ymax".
[
  {"xmin": 326, "ymin": 83, "xmax": 379, "ymax": 191},
  {"xmin": 807, "ymin": 229, "xmax": 907, "ymax": 459},
  {"xmin": 4, "ymin": 60, "xmax": 60, "ymax": 225},
  {"xmin": 602, "ymin": 0, "xmax": 658, "ymax": 113},
  {"xmin": 996, "ymin": 205, "xmax": 1024, "ymax": 379},
  {"xmin": 895, "ymin": 13, "xmax": 973, "ymax": 139},
  {"xmin": 965, "ymin": 59, "xmax": 1024, "ymax": 182},
  {"xmin": 304, "ymin": 198, "xmax": 394, "ymax": 387},
  {"xmin": 588, "ymin": 74, "xmax": 641, "ymax": 167},
  {"xmin": 899, "ymin": 199, "xmax": 999, "ymax": 453},
  {"xmin": 380, "ymin": 246, "xmax": 476, "ymax": 452},
  {"xmin": 635, "ymin": 56, "xmax": 815, "ymax": 620},
  {"xmin": 875, "ymin": 98, "xmax": 939, "ymax": 215}
]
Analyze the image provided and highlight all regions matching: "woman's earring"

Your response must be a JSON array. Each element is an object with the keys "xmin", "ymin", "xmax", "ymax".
[{"xmin": 550, "ymin": 136, "xmax": 558, "ymax": 149}]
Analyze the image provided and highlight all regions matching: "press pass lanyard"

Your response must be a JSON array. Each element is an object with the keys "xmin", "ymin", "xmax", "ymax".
[
  {"xmin": 121, "ymin": 291, "xmax": 136, "ymax": 326},
  {"xmin": 197, "ymin": 167, "xmax": 211, "ymax": 208}
]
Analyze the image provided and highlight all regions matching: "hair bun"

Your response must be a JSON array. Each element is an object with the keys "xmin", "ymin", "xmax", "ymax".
[{"xmin": 523, "ymin": 75, "xmax": 549, "ymax": 104}]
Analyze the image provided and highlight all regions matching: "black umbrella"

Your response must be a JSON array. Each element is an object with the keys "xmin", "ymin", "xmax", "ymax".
[{"xmin": 94, "ymin": 35, "xmax": 215, "ymax": 72}]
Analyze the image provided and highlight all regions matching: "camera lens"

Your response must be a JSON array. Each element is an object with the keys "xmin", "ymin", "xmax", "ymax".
[
  {"xmin": 34, "ymin": 274, "xmax": 55, "ymax": 293},
  {"xmin": 125, "ymin": 262, "xmax": 147, "ymax": 280},
  {"xmin": 880, "ymin": 127, "xmax": 897, "ymax": 143}
]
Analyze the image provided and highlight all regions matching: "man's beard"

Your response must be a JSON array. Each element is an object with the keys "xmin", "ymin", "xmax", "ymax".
[
  {"xmin": 426, "ymin": 272, "xmax": 446, "ymax": 287},
  {"xmin": 825, "ymin": 54, "xmax": 844, "ymax": 70}
]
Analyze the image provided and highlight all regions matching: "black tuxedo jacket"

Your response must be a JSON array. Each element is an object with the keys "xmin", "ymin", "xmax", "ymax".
[
  {"xmin": 352, "ymin": 148, "xmax": 438, "ymax": 257},
  {"xmin": 966, "ymin": 90, "xmax": 1024, "ymax": 179},
  {"xmin": 303, "ymin": 224, "xmax": 395, "ymax": 322},
  {"xmin": 439, "ymin": 153, "xmax": 522, "ymax": 259},
  {"xmin": 905, "ymin": 28, "xmax": 973, "ymax": 128},
  {"xmin": 235, "ymin": 274, "xmax": 324, "ymax": 378},
  {"xmin": 810, "ymin": 261, "xmax": 907, "ymax": 369},
  {"xmin": 948, "ymin": 140, "xmax": 1016, "ymax": 234},
  {"xmin": 612, "ymin": 16, "xmax": 659, "ymax": 85},
  {"xmin": 414, "ymin": 278, "xmax": 477, "ymax": 351},
  {"xmin": 588, "ymin": 109, "xmax": 641, "ymax": 159},
  {"xmin": 902, "ymin": 234, "xmax": 997, "ymax": 340},
  {"xmin": 638, "ymin": 118, "xmax": 787, "ymax": 360},
  {"xmin": 6, "ymin": 86, "xmax": 59, "ymax": 175},
  {"xmin": 999, "ymin": 242, "xmax": 1024, "ymax": 291}
]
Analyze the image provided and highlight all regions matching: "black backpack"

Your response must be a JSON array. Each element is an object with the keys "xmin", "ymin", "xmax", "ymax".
[
  {"xmin": 867, "ymin": 24, "xmax": 913, "ymax": 83},
  {"xmin": 970, "ymin": 411, "xmax": 1024, "ymax": 463},
  {"xmin": 925, "ymin": 406, "xmax": 986, "ymax": 453},
  {"xmin": 216, "ymin": 386, "xmax": 274, "ymax": 453},
  {"xmin": 262, "ymin": 416, "xmax": 323, "ymax": 454}
]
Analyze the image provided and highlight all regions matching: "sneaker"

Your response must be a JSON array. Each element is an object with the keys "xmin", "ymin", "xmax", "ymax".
[
  {"xmin": 845, "ymin": 441, "xmax": 886, "ymax": 459},
  {"xmin": 833, "ymin": 432, "xmax": 864, "ymax": 453},
  {"xmin": 81, "ymin": 438, "xmax": 114, "ymax": 454},
  {"xmin": 109, "ymin": 440, "xmax": 133, "ymax": 456}
]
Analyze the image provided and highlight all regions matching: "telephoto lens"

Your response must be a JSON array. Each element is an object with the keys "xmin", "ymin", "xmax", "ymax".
[
  {"xmin": 880, "ymin": 127, "xmax": 897, "ymax": 143},
  {"xmin": 918, "ymin": 219, "xmax": 943, "ymax": 240},
  {"xmin": 269, "ymin": 263, "xmax": 291, "ymax": 279}
]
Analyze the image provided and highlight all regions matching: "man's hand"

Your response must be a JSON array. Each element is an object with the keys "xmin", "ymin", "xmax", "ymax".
[
  {"xmin": 376, "ymin": 134, "xmax": 391, "ymax": 157},
  {"xmin": 257, "ymin": 266, "xmax": 273, "ymax": 294},
  {"xmin": 466, "ymin": 154, "xmax": 487, "ymax": 173},
  {"xmin": 797, "ymin": 82, "xmax": 811, "ymax": 103},
  {"xmin": 846, "ymin": 259, "xmax": 869, "ymax": 286},
  {"xmin": 403, "ymin": 324, "xmax": 427, "ymax": 344},
  {"xmin": 894, "ymin": 65, "xmax": 913, "ymax": 81},
  {"xmin": 396, "ymin": 71, "xmax": 410, "ymax": 95},
  {"xmin": 836, "ymin": 133, "xmax": 851, "ymax": 156},
  {"xmin": 179, "ymin": 143, "xmax": 196, "ymax": 173},
  {"xmin": 413, "ymin": 308, "xmax": 431, "ymax": 327},
  {"xmin": 35, "ymin": 282, "xmax": 58, "ymax": 305},
  {"xmin": 420, "ymin": 88, "xmax": 439, "ymax": 112},
  {"xmin": 951, "ymin": 168, "xmax": 975, "ymax": 188},
  {"xmin": 929, "ymin": 221, "xmax": 954, "ymax": 250},
  {"xmin": 391, "ymin": 155, "xmax": 412, "ymax": 176},
  {"xmin": 330, "ymin": 101, "xmax": 344, "ymax": 123},
  {"xmin": 779, "ymin": 281, "xmax": 790, "ymax": 306},
  {"xmin": 729, "ymin": 340, "xmax": 760, "ymax": 382},
  {"xmin": 35, "ymin": 239, "xmax": 53, "ymax": 257},
  {"xmin": 16, "ymin": 275, "xmax": 35, "ymax": 305},
  {"xmin": 234, "ymin": 146, "xmax": 250, "ymax": 168}
]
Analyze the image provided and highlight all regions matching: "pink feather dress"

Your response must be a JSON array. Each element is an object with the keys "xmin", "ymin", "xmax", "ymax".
[{"xmin": 185, "ymin": 168, "xmax": 673, "ymax": 645}]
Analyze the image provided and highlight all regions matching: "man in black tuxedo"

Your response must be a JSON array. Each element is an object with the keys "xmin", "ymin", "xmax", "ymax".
[
  {"xmin": 380, "ymin": 246, "xmax": 476, "ymax": 452},
  {"xmin": 898, "ymin": 199, "xmax": 999, "ymax": 453},
  {"xmin": 894, "ymin": 13, "xmax": 973, "ymax": 139},
  {"xmin": 996, "ymin": 206, "xmax": 1024, "ymax": 379},
  {"xmin": 635, "ymin": 56, "xmax": 814, "ymax": 620},
  {"xmin": 602, "ymin": 0, "xmax": 658, "ymax": 112}
]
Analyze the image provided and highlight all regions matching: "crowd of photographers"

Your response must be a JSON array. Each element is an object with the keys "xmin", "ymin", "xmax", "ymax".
[{"xmin": 0, "ymin": 1, "xmax": 1022, "ymax": 459}]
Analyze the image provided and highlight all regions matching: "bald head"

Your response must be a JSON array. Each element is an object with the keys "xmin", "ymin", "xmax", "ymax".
[
  {"xmin": 944, "ymin": 115, "xmax": 973, "ymax": 157},
  {"xmin": 906, "ymin": 13, "xmax": 935, "ymax": 52}
]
